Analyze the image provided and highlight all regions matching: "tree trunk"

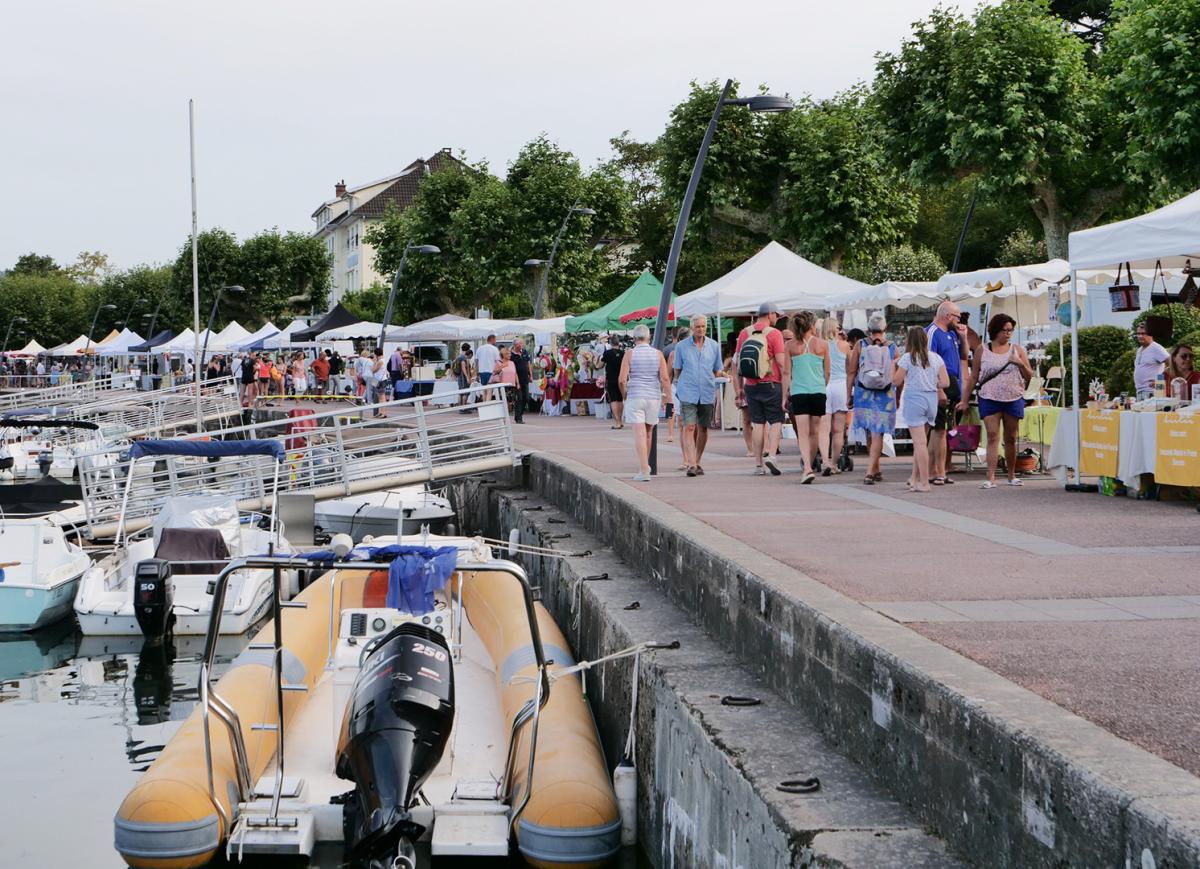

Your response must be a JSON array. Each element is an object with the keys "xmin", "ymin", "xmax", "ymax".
[
  {"xmin": 1031, "ymin": 180, "xmax": 1069, "ymax": 260},
  {"xmin": 827, "ymin": 248, "xmax": 844, "ymax": 274}
]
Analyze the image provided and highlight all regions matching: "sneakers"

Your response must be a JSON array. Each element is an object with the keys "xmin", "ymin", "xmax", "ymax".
[
  {"xmin": 632, "ymin": 472, "xmax": 651, "ymax": 482},
  {"xmin": 754, "ymin": 465, "xmax": 768, "ymax": 476},
  {"xmin": 686, "ymin": 467, "xmax": 697, "ymax": 477},
  {"xmin": 763, "ymin": 456, "xmax": 781, "ymax": 476},
  {"xmin": 801, "ymin": 471, "xmax": 816, "ymax": 485}
]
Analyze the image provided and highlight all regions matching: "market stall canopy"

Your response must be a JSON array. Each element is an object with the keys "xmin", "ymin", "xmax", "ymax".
[
  {"xmin": 128, "ymin": 330, "xmax": 176, "ymax": 352},
  {"xmin": 675, "ymin": 241, "xmax": 866, "ymax": 316},
  {"xmin": 292, "ymin": 304, "xmax": 357, "ymax": 342},
  {"xmin": 830, "ymin": 281, "xmax": 941, "ymax": 311},
  {"xmin": 565, "ymin": 272, "xmax": 668, "ymax": 333},
  {"xmin": 47, "ymin": 335, "xmax": 90, "ymax": 355},
  {"xmin": 936, "ymin": 260, "xmax": 1073, "ymax": 298},
  {"xmin": 5, "ymin": 339, "xmax": 47, "ymax": 357},
  {"xmin": 1070, "ymin": 188, "xmax": 1200, "ymax": 276},
  {"xmin": 96, "ymin": 328, "xmax": 146, "ymax": 355},
  {"xmin": 208, "ymin": 321, "xmax": 251, "ymax": 352},
  {"xmin": 384, "ymin": 314, "xmax": 470, "ymax": 342},
  {"xmin": 262, "ymin": 318, "xmax": 310, "ymax": 349},
  {"xmin": 318, "ymin": 321, "xmax": 385, "ymax": 341},
  {"xmin": 232, "ymin": 322, "xmax": 279, "ymax": 351},
  {"xmin": 156, "ymin": 328, "xmax": 199, "ymax": 354},
  {"xmin": 93, "ymin": 329, "xmax": 121, "ymax": 348}
]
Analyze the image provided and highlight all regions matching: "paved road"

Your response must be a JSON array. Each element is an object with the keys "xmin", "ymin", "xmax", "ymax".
[{"xmin": 514, "ymin": 414, "xmax": 1200, "ymax": 776}]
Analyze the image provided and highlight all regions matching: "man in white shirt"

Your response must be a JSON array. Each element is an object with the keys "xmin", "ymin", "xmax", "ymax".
[
  {"xmin": 1133, "ymin": 323, "xmax": 1170, "ymax": 393},
  {"xmin": 474, "ymin": 334, "xmax": 500, "ymax": 386}
]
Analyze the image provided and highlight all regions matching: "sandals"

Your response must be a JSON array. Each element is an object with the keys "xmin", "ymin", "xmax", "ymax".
[
  {"xmin": 1007, "ymin": 478, "xmax": 1023, "ymax": 487},
  {"xmin": 979, "ymin": 481, "xmax": 997, "ymax": 489},
  {"xmin": 931, "ymin": 477, "xmax": 946, "ymax": 486}
]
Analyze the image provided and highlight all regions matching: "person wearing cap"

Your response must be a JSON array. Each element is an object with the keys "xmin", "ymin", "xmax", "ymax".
[{"xmin": 734, "ymin": 302, "xmax": 790, "ymax": 476}]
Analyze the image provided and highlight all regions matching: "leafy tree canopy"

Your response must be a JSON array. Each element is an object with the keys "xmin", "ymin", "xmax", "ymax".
[{"xmin": 10, "ymin": 252, "xmax": 60, "ymax": 276}]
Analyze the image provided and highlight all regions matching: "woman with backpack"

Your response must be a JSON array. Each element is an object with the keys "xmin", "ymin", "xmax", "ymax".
[
  {"xmin": 893, "ymin": 326, "xmax": 948, "ymax": 493},
  {"xmin": 846, "ymin": 314, "xmax": 897, "ymax": 485},
  {"xmin": 785, "ymin": 311, "xmax": 830, "ymax": 485},
  {"xmin": 970, "ymin": 313, "xmax": 1033, "ymax": 489}
]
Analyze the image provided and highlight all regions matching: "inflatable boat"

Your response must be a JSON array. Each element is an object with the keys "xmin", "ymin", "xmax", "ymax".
[{"xmin": 113, "ymin": 534, "xmax": 621, "ymax": 868}]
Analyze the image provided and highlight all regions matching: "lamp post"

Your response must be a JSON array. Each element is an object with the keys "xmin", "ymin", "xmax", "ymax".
[
  {"xmin": 3, "ymin": 316, "xmax": 27, "ymax": 352},
  {"xmin": 143, "ymin": 294, "xmax": 166, "ymax": 340},
  {"xmin": 648, "ymin": 79, "xmax": 793, "ymax": 473},
  {"xmin": 84, "ymin": 303, "xmax": 118, "ymax": 355},
  {"xmin": 120, "ymin": 297, "xmax": 149, "ymax": 332},
  {"xmin": 198, "ymin": 284, "xmax": 244, "ymax": 380},
  {"xmin": 378, "ymin": 244, "xmax": 441, "ymax": 351},
  {"xmin": 524, "ymin": 200, "xmax": 596, "ymax": 319}
]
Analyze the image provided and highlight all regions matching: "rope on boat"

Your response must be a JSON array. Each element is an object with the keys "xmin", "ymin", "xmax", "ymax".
[{"xmin": 473, "ymin": 535, "xmax": 591, "ymax": 559}]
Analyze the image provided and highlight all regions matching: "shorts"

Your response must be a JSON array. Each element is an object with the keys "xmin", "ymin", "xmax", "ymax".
[
  {"xmin": 789, "ymin": 392, "xmax": 826, "ymax": 417},
  {"xmin": 624, "ymin": 397, "xmax": 660, "ymax": 425},
  {"xmin": 479, "ymin": 372, "xmax": 492, "ymax": 385},
  {"xmin": 680, "ymin": 401, "xmax": 714, "ymax": 427},
  {"xmin": 933, "ymin": 378, "xmax": 961, "ymax": 431},
  {"xmin": 825, "ymin": 377, "xmax": 849, "ymax": 414},
  {"xmin": 901, "ymin": 390, "xmax": 938, "ymax": 429},
  {"xmin": 606, "ymin": 381, "xmax": 623, "ymax": 402},
  {"xmin": 979, "ymin": 396, "xmax": 1025, "ymax": 420},
  {"xmin": 744, "ymin": 381, "xmax": 784, "ymax": 425}
]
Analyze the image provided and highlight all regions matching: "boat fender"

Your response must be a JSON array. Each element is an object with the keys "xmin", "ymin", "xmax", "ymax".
[
  {"xmin": 330, "ymin": 533, "xmax": 354, "ymax": 558},
  {"xmin": 508, "ymin": 528, "xmax": 519, "ymax": 556},
  {"xmin": 613, "ymin": 759, "xmax": 637, "ymax": 847}
]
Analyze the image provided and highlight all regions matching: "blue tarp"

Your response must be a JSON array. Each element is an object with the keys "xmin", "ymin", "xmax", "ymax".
[
  {"xmin": 128, "ymin": 439, "xmax": 285, "ymax": 462},
  {"xmin": 128, "ymin": 330, "xmax": 176, "ymax": 352},
  {"xmin": 300, "ymin": 544, "xmax": 460, "ymax": 616}
]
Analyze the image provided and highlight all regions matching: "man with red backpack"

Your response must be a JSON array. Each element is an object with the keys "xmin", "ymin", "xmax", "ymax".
[{"xmin": 734, "ymin": 302, "xmax": 790, "ymax": 476}]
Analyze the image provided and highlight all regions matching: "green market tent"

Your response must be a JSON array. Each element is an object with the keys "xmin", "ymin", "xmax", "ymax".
[{"xmin": 565, "ymin": 272, "xmax": 674, "ymax": 333}]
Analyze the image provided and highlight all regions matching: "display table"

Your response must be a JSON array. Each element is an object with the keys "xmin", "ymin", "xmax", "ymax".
[
  {"xmin": 429, "ymin": 379, "xmax": 459, "ymax": 406},
  {"xmin": 1047, "ymin": 408, "xmax": 1200, "ymax": 489}
]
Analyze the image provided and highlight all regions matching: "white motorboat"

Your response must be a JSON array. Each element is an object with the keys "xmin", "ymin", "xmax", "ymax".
[
  {"xmin": 74, "ymin": 493, "xmax": 299, "ymax": 637},
  {"xmin": 0, "ymin": 517, "xmax": 92, "ymax": 632},
  {"xmin": 313, "ymin": 485, "xmax": 454, "ymax": 541},
  {"xmin": 0, "ymin": 417, "xmax": 123, "ymax": 481}
]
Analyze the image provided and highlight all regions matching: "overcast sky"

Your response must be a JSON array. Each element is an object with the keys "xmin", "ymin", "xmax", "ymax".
[{"xmin": 0, "ymin": 0, "xmax": 963, "ymax": 271}]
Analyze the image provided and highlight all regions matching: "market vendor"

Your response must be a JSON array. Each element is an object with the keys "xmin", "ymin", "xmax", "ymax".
[
  {"xmin": 1133, "ymin": 324, "xmax": 1169, "ymax": 393},
  {"xmin": 1167, "ymin": 343, "xmax": 1199, "ymax": 398}
]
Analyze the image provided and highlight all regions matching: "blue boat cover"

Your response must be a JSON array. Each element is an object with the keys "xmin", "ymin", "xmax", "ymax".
[
  {"xmin": 128, "ymin": 439, "xmax": 285, "ymax": 462},
  {"xmin": 300, "ymin": 544, "xmax": 460, "ymax": 615}
]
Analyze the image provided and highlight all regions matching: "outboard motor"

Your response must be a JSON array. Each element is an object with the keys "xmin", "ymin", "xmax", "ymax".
[
  {"xmin": 134, "ymin": 638, "xmax": 176, "ymax": 725},
  {"xmin": 37, "ymin": 448, "xmax": 53, "ymax": 477},
  {"xmin": 133, "ymin": 559, "xmax": 174, "ymax": 644},
  {"xmin": 335, "ymin": 623, "xmax": 455, "ymax": 869}
]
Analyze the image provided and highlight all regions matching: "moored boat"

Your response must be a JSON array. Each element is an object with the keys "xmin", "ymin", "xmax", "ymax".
[
  {"xmin": 113, "ymin": 535, "xmax": 623, "ymax": 868},
  {"xmin": 313, "ymin": 485, "xmax": 455, "ymax": 542},
  {"xmin": 0, "ymin": 517, "xmax": 92, "ymax": 632}
]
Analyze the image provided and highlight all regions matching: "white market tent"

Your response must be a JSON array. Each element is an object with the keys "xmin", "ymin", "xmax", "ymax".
[
  {"xmin": 96, "ymin": 329, "xmax": 146, "ymax": 356},
  {"xmin": 936, "ymin": 259, "xmax": 1081, "ymax": 328},
  {"xmin": 5, "ymin": 339, "xmax": 47, "ymax": 357},
  {"xmin": 233, "ymin": 322, "xmax": 280, "ymax": 350},
  {"xmin": 318, "ymin": 321, "xmax": 386, "ymax": 341},
  {"xmin": 207, "ymin": 321, "xmax": 251, "ymax": 352},
  {"xmin": 157, "ymin": 328, "xmax": 201, "ymax": 354},
  {"xmin": 675, "ymin": 241, "xmax": 868, "ymax": 316},
  {"xmin": 831, "ymin": 280, "xmax": 942, "ymax": 311},
  {"xmin": 48, "ymin": 335, "xmax": 90, "ymax": 355},
  {"xmin": 386, "ymin": 317, "xmax": 534, "ymax": 343},
  {"xmin": 263, "ymin": 318, "xmax": 311, "ymax": 350},
  {"xmin": 1063, "ymin": 187, "xmax": 1200, "ymax": 475}
]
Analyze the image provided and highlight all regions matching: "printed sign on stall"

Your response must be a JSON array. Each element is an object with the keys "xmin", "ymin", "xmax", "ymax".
[
  {"xmin": 1079, "ymin": 409, "xmax": 1120, "ymax": 478},
  {"xmin": 1154, "ymin": 412, "xmax": 1200, "ymax": 486}
]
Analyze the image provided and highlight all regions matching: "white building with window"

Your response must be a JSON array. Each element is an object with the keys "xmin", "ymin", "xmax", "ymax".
[{"xmin": 311, "ymin": 149, "xmax": 461, "ymax": 307}]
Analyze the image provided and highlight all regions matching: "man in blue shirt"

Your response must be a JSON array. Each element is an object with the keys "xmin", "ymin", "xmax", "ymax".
[
  {"xmin": 925, "ymin": 301, "xmax": 971, "ymax": 484},
  {"xmin": 672, "ymin": 314, "xmax": 724, "ymax": 476}
]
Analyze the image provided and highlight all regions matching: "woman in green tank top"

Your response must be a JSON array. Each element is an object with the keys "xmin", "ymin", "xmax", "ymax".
[{"xmin": 784, "ymin": 311, "xmax": 831, "ymax": 484}]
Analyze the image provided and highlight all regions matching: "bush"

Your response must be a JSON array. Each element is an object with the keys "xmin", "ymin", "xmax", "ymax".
[
  {"xmin": 1106, "ymin": 349, "xmax": 1136, "ymax": 397},
  {"xmin": 1131, "ymin": 304, "xmax": 1200, "ymax": 347},
  {"xmin": 995, "ymin": 228, "xmax": 1047, "ymax": 267},
  {"xmin": 1044, "ymin": 325, "xmax": 1130, "ymax": 404},
  {"xmin": 1175, "ymin": 329, "xmax": 1200, "ymax": 351},
  {"xmin": 844, "ymin": 243, "xmax": 946, "ymax": 284}
]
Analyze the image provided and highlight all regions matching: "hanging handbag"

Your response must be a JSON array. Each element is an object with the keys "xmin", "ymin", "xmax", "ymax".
[
  {"xmin": 1143, "ymin": 260, "xmax": 1174, "ymax": 344},
  {"xmin": 1180, "ymin": 260, "xmax": 1198, "ymax": 310},
  {"xmin": 1108, "ymin": 262, "xmax": 1140, "ymax": 313}
]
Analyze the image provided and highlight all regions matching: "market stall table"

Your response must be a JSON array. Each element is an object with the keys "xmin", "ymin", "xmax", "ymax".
[{"xmin": 1047, "ymin": 407, "xmax": 1200, "ymax": 491}]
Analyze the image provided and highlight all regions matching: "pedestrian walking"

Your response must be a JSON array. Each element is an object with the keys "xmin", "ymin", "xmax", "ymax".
[
  {"xmin": 601, "ymin": 335, "xmax": 626, "ymax": 429},
  {"xmin": 821, "ymin": 318, "xmax": 851, "ymax": 476},
  {"xmin": 672, "ymin": 314, "xmax": 723, "ymax": 477},
  {"xmin": 846, "ymin": 314, "xmax": 897, "ymax": 485},
  {"xmin": 511, "ymin": 337, "xmax": 531, "ymax": 423},
  {"xmin": 734, "ymin": 302, "xmax": 789, "ymax": 476},
  {"xmin": 785, "ymin": 311, "xmax": 830, "ymax": 484},
  {"xmin": 925, "ymin": 301, "xmax": 970, "ymax": 486},
  {"xmin": 475, "ymin": 334, "xmax": 500, "ymax": 400},
  {"xmin": 893, "ymin": 326, "xmax": 947, "ymax": 493},
  {"xmin": 971, "ymin": 313, "xmax": 1033, "ymax": 488},
  {"xmin": 664, "ymin": 326, "xmax": 688, "ymax": 444},
  {"xmin": 618, "ymin": 324, "xmax": 672, "ymax": 482}
]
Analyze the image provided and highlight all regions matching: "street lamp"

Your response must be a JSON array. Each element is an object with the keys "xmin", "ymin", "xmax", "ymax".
[
  {"xmin": 198, "ymin": 285, "xmax": 244, "ymax": 378},
  {"xmin": 378, "ymin": 244, "xmax": 441, "ymax": 351},
  {"xmin": 648, "ymin": 79, "xmax": 793, "ymax": 474},
  {"xmin": 84, "ymin": 303, "xmax": 118, "ymax": 355},
  {"xmin": 120, "ymin": 297, "xmax": 149, "ymax": 332},
  {"xmin": 524, "ymin": 200, "xmax": 596, "ymax": 319},
  {"xmin": 3, "ymin": 316, "xmax": 27, "ymax": 352}
]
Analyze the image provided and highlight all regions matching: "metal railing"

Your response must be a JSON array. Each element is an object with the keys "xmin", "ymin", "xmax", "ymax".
[
  {"xmin": 198, "ymin": 553, "xmax": 550, "ymax": 836},
  {"xmin": 0, "ymin": 374, "xmax": 117, "ymax": 412},
  {"xmin": 76, "ymin": 385, "xmax": 517, "ymax": 539}
]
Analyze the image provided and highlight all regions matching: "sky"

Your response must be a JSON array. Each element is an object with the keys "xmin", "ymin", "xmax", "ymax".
[{"xmin": 0, "ymin": 0, "xmax": 962, "ymax": 272}]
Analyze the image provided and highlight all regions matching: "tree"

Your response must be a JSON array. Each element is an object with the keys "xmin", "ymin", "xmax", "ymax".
[
  {"xmin": 874, "ymin": 0, "xmax": 1127, "ymax": 258},
  {"xmin": 169, "ymin": 228, "xmax": 242, "ymax": 332},
  {"xmin": 239, "ymin": 229, "xmax": 331, "ymax": 319},
  {"xmin": 1046, "ymin": 0, "xmax": 1113, "ymax": 45},
  {"xmin": 65, "ymin": 250, "xmax": 113, "ymax": 285},
  {"xmin": 0, "ymin": 271, "xmax": 91, "ymax": 346},
  {"xmin": 845, "ymin": 244, "xmax": 947, "ymax": 284},
  {"xmin": 10, "ymin": 253, "xmax": 60, "ymax": 276},
  {"xmin": 777, "ymin": 89, "xmax": 917, "ymax": 271},
  {"xmin": 604, "ymin": 132, "xmax": 674, "ymax": 275},
  {"xmin": 99, "ymin": 264, "xmax": 173, "ymax": 332},
  {"xmin": 1105, "ymin": 0, "xmax": 1200, "ymax": 193},
  {"xmin": 995, "ymin": 228, "xmax": 1049, "ymax": 266}
]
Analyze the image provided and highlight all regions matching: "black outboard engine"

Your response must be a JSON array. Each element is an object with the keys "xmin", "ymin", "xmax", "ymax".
[
  {"xmin": 134, "ymin": 637, "xmax": 176, "ymax": 725},
  {"xmin": 133, "ymin": 559, "xmax": 175, "ymax": 644},
  {"xmin": 37, "ymin": 448, "xmax": 53, "ymax": 477},
  {"xmin": 335, "ymin": 623, "xmax": 455, "ymax": 869}
]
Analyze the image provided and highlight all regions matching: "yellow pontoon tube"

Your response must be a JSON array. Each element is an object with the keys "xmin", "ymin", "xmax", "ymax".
[{"xmin": 462, "ymin": 569, "xmax": 621, "ymax": 868}]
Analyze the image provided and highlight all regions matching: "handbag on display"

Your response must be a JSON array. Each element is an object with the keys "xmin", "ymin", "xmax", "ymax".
[
  {"xmin": 1143, "ymin": 260, "xmax": 1174, "ymax": 343},
  {"xmin": 1108, "ymin": 262, "xmax": 1140, "ymax": 313},
  {"xmin": 1180, "ymin": 261, "xmax": 1198, "ymax": 309}
]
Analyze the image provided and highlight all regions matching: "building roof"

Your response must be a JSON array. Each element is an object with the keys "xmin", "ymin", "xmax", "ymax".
[{"xmin": 311, "ymin": 150, "xmax": 466, "ymax": 224}]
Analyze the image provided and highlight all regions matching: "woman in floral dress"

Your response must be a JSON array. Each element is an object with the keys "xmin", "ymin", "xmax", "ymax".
[{"xmin": 845, "ymin": 314, "xmax": 897, "ymax": 485}]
